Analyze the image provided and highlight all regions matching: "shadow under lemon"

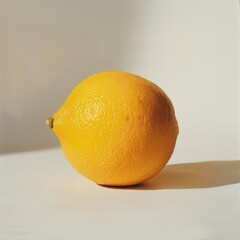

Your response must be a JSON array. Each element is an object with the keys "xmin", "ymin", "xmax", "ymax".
[{"xmin": 102, "ymin": 160, "xmax": 240, "ymax": 190}]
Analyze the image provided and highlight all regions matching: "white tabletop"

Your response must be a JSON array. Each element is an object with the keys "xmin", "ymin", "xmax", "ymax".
[{"xmin": 0, "ymin": 148, "xmax": 239, "ymax": 240}]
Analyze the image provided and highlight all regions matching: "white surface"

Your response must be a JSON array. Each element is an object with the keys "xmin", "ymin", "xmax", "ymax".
[
  {"xmin": 1, "ymin": 0, "xmax": 239, "ymax": 158},
  {"xmin": 0, "ymin": 148, "xmax": 239, "ymax": 240}
]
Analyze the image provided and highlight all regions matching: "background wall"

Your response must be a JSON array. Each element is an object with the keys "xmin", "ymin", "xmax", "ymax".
[{"xmin": 0, "ymin": 0, "xmax": 239, "ymax": 161}]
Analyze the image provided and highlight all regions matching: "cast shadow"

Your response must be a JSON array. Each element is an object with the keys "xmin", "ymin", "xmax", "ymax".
[{"xmin": 106, "ymin": 160, "xmax": 240, "ymax": 190}]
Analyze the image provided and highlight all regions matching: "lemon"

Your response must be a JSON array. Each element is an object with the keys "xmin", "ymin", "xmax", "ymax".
[{"xmin": 47, "ymin": 71, "xmax": 179, "ymax": 186}]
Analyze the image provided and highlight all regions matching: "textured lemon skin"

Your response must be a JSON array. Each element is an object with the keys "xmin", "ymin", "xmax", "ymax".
[{"xmin": 52, "ymin": 71, "xmax": 179, "ymax": 186}]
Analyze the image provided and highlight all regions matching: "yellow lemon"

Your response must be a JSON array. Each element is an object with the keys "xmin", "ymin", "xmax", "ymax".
[{"xmin": 47, "ymin": 71, "xmax": 179, "ymax": 186}]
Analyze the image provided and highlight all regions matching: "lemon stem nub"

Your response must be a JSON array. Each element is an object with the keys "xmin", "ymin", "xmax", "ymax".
[{"xmin": 46, "ymin": 117, "xmax": 54, "ymax": 129}]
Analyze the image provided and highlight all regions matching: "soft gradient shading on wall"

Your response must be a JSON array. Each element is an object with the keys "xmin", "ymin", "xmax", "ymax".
[{"xmin": 0, "ymin": 0, "xmax": 239, "ymax": 161}]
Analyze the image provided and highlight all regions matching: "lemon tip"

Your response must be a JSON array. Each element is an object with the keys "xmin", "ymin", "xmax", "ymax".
[{"xmin": 46, "ymin": 117, "xmax": 54, "ymax": 129}]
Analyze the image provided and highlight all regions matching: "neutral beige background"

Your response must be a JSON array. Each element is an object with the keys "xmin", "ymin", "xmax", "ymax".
[
  {"xmin": 0, "ymin": 2, "xmax": 240, "ymax": 239},
  {"xmin": 0, "ymin": 0, "xmax": 239, "ymax": 161}
]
